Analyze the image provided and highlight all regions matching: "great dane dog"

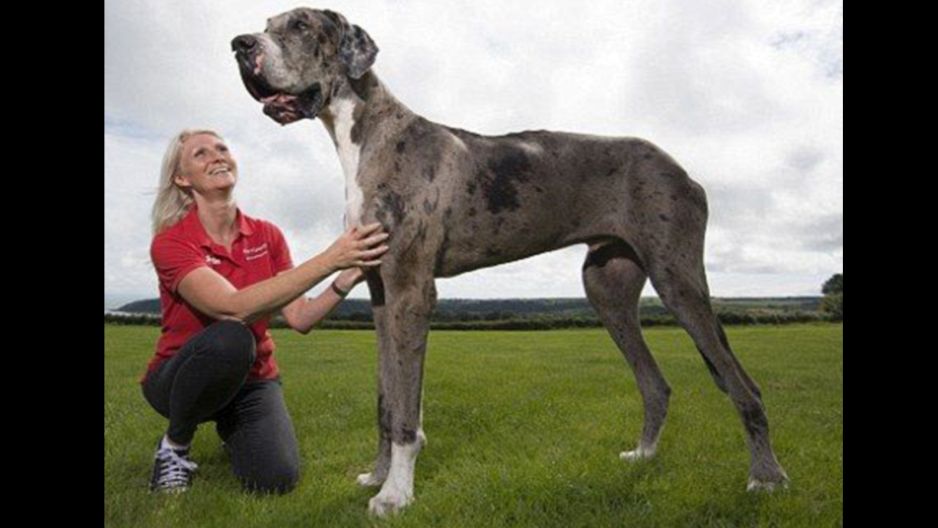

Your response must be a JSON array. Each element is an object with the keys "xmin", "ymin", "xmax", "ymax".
[{"xmin": 232, "ymin": 7, "xmax": 789, "ymax": 516}]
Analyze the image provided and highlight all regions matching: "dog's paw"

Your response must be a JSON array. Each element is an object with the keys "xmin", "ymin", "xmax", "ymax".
[
  {"xmin": 747, "ymin": 473, "xmax": 790, "ymax": 492},
  {"xmin": 356, "ymin": 472, "xmax": 386, "ymax": 487},
  {"xmin": 747, "ymin": 463, "xmax": 789, "ymax": 492},
  {"xmin": 619, "ymin": 445, "xmax": 655, "ymax": 462},
  {"xmin": 367, "ymin": 490, "xmax": 412, "ymax": 517}
]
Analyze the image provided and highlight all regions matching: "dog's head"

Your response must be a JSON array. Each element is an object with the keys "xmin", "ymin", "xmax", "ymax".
[{"xmin": 231, "ymin": 8, "xmax": 378, "ymax": 125}]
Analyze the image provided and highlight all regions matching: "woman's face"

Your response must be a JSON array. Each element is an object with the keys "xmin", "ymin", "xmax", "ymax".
[{"xmin": 174, "ymin": 133, "xmax": 238, "ymax": 195}]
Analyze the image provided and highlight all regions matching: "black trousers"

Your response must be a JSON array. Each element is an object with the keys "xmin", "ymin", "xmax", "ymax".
[{"xmin": 143, "ymin": 320, "xmax": 300, "ymax": 493}]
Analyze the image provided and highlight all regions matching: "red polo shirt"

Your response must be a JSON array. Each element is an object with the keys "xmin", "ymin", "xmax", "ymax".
[{"xmin": 141, "ymin": 206, "xmax": 294, "ymax": 383}]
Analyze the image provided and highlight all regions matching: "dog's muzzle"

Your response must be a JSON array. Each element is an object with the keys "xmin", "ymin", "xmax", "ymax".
[{"xmin": 231, "ymin": 35, "xmax": 325, "ymax": 125}]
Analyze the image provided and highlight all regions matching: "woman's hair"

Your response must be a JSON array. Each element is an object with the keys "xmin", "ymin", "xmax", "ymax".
[{"xmin": 151, "ymin": 129, "xmax": 223, "ymax": 235}]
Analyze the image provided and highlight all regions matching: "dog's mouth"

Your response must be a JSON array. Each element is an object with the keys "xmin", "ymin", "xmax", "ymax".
[
  {"xmin": 234, "ymin": 52, "xmax": 324, "ymax": 125},
  {"xmin": 259, "ymin": 84, "xmax": 323, "ymax": 125}
]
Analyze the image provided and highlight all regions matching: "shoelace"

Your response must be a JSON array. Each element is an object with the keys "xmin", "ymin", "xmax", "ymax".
[{"xmin": 154, "ymin": 447, "xmax": 198, "ymax": 489}]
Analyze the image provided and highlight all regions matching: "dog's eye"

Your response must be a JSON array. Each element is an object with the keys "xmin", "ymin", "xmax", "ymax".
[{"xmin": 291, "ymin": 20, "xmax": 309, "ymax": 32}]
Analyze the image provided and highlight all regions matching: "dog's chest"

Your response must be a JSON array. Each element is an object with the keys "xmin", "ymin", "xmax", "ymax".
[{"xmin": 331, "ymin": 98, "xmax": 364, "ymax": 228}]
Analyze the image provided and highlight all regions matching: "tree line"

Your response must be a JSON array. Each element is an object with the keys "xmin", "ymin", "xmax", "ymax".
[{"xmin": 106, "ymin": 274, "xmax": 842, "ymax": 329}]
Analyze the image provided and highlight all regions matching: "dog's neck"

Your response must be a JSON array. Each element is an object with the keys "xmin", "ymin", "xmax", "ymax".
[
  {"xmin": 318, "ymin": 71, "xmax": 416, "ymax": 227},
  {"xmin": 318, "ymin": 70, "xmax": 415, "ymax": 148}
]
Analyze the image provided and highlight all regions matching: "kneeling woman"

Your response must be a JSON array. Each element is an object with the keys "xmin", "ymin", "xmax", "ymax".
[{"xmin": 141, "ymin": 129, "xmax": 388, "ymax": 494}]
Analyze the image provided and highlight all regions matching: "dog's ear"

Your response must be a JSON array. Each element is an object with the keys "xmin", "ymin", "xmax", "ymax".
[{"xmin": 322, "ymin": 10, "xmax": 378, "ymax": 79}]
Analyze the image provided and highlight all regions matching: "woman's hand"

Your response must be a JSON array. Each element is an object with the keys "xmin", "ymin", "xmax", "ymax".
[
  {"xmin": 334, "ymin": 267, "xmax": 367, "ymax": 293},
  {"xmin": 324, "ymin": 222, "xmax": 390, "ymax": 271}
]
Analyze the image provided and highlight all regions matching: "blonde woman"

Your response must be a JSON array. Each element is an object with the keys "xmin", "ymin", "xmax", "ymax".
[{"xmin": 142, "ymin": 129, "xmax": 388, "ymax": 494}]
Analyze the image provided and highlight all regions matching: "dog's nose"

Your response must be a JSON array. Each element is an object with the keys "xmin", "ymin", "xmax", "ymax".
[{"xmin": 231, "ymin": 35, "xmax": 257, "ymax": 54}]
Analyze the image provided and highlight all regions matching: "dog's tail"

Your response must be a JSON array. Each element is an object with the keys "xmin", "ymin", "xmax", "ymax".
[
  {"xmin": 696, "ymin": 344, "xmax": 729, "ymax": 393},
  {"xmin": 696, "ymin": 321, "xmax": 763, "ymax": 399}
]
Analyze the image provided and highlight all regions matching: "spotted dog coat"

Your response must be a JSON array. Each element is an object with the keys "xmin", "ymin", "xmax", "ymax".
[{"xmin": 232, "ymin": 7, "xmax": 789, "ymax": 516}]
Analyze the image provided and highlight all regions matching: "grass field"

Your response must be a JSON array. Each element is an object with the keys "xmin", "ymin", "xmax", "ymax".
[{"xmin": 105, "ymin": 323, "xmax": 843, "ymax": 527}]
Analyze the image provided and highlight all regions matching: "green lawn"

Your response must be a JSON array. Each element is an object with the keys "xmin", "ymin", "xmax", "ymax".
[{"xmin": 105, "ymin": 323, "xmax": 843, "ymax": 527}]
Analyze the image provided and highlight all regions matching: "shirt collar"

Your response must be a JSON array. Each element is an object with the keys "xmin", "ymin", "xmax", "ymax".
[
  {"xmin": 181, "ymin": 204, "xmax": 254, "ymax": 249},
  {"xmin": 235, "ymin": 208, "xmax": 255, "ymax": 237}
]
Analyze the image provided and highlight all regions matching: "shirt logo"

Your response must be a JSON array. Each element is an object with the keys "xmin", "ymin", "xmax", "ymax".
[
  {"xmin": 244, "ymin": 243, "xmax": 269, "ymax": 261},
  {"xmin": 205, "ymin": 254, "xmax": 222, "ymax": 266}
]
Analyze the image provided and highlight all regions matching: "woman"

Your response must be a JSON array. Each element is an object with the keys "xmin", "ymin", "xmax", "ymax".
[{"xmin": 142, "ymin": 129, "xmax": 388, "ymax": 494}]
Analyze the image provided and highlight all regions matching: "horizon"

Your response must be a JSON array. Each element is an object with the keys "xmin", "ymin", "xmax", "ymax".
[{"xmin": 104, "ymin": 291, "xmax": 827, "ymax": 311}]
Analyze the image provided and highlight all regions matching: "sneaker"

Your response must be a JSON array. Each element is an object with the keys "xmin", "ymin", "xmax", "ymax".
[{"xmin": 149, "ymin": 439, "xmax": 198, "ymax": 493}]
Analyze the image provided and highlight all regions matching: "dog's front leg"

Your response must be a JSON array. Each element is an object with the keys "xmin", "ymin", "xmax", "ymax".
[
  {"xmin": 356, "ymin": 271, "xmax": 393, "ymax": 487},
  {"xmin": 367, "ymin": 271, "xmax": 436, "ymax": 517}
]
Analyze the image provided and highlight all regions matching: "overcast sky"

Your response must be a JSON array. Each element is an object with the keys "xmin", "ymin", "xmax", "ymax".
[{"xmin": 104, "ymin": 0, "xmax": 842, "ymax": 305}]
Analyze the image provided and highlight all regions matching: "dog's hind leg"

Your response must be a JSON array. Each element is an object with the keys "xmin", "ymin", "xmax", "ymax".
[
  {"xmin": 583, "ymin": 240, "xmax": 672, "ymax": 461},
  {"xmin": 645, "ymin": 248, "xmax": 789, "ymax": 491}
]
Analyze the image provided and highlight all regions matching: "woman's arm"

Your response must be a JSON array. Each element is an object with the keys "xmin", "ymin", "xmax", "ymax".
[
  {"xmin": 176, "ymin": 224, "xmax": 387, "ymax": 323},
  {"xmin": 281, "ymin": 267, "xmax": 365, "ymax": 334}
]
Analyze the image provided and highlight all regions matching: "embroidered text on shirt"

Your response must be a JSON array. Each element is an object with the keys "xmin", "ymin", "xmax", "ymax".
[{"xmin": 244, "ymin": 243, "xmax": 269, "ymax": 261}]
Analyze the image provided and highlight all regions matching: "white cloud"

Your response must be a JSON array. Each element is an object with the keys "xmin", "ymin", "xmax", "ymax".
[{"xmin": 105, "ymin": 0, "xmax": 843, "ymax": 299}]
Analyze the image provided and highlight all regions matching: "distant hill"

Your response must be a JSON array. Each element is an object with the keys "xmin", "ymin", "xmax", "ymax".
[{"xmin": 115, "ymin": 299, "xmax": 162, "ymax": 314}]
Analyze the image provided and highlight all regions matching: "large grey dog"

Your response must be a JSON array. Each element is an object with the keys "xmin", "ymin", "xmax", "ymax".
[{"xmin": 232, "ymin": 7, "xmax": 789, "ymax": 516}]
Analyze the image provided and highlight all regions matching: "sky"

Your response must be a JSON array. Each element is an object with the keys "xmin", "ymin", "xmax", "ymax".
[{"xmin": 104, "ymin": 0, "xmax": 842, "ymax": 305}]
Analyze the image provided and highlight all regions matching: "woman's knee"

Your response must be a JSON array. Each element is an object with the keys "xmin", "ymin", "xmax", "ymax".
[
  {"xmin": 207, "ymin": 320, "xmax": 256, "ymax": 366},
  {"xmin": 240, "ymin": 462, "xmax": 300, "ymax": 494}
]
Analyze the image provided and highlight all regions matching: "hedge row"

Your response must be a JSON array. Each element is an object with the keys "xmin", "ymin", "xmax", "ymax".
[{"xmin": 105, "ymin": 310, "xmax": 834, "ymax": 330}]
